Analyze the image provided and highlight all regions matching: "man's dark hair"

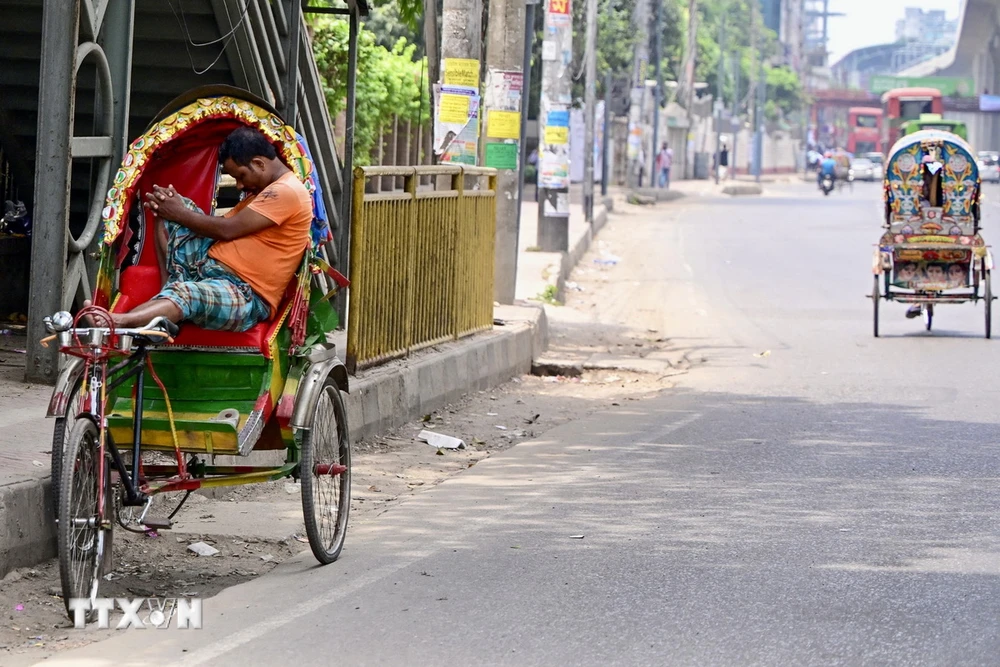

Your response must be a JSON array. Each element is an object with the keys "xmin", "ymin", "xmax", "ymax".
[{"xmin": 219, "ymin": 126, "xmax": 278, "ymax": 166}]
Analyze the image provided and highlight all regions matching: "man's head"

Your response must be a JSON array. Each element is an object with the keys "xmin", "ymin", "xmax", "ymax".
[
  {"xmin": 219, "ymin": 127, "xmax": 284, "ymax": 194},
  {"xmin": 661, "ymin": 142, "xmax": 667, "ymax": 150}
]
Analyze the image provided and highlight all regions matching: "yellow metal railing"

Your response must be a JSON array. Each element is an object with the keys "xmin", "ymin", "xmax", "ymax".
[{"xmin": 346, "ymin": 165, "xmax": 497, "ymax": 373}]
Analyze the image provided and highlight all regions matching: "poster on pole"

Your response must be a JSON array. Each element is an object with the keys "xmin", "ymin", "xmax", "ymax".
[
  {"xmin": 539, "ymin": 104, "xmax": 571, "ymax": 190},
  {"xmin": 443, "ymin": 58, "xmax": 481, "ymax": 89},
  {"xmin": 482, "ymin": 69, "xmax": 524, "ymax": 170},
  {"xmin": 434, "ymin": 84, "xmax": 480, "ymax": 165}
]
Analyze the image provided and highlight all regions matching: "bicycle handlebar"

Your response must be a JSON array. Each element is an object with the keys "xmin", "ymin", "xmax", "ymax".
[{"xmin": 40, "ymin": 315, "xmax": 179, "ymax": 349}]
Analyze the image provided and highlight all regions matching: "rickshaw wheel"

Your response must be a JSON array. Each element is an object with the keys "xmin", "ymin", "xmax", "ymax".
[
  {"xmin": 58, "ymin": 418, "xmax": 109, "ymax": 621},
  {"xmin": 985, "ymin": 271, "xmax": 992, "ymax": 339},
  {"xmin": 924, "ymin": 304, "xmax": 934, "ymax": 332},
  {"xmin": 872, "ymin": 276, "xmax": 880, "ymax": 338},
  {"xmin": 300, "ymin": 379, "xmax": 351, "ymax": 564},
  {"xmin": 51, "ymin": 378, "xmax": 84, "ymax": 514}
]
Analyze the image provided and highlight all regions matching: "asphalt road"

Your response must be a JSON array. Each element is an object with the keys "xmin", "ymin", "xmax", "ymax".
[{"xmin": 44, "ymin": 182, "xmax": 1000, "ymax": 666}]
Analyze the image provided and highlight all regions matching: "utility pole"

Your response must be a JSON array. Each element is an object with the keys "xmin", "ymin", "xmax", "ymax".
[
  {"xmin": 754, "ymin": 58, "xmax": 766, "ymax": 182},
  {"xmin": 537, "ymin": 0, "xmax": 573, "ymax": 251},
  {"xmin": 423, "ymin": 0, "xmax": 441, "ymax": 166},
  {"xmin": 681, "ymin": 0, "xmax": 698, "ymax": 179},
  {"xmin": 514, "ymin": 0, "xmax": 538, "ymax": 296},
  {"xmin": 650, "ymin": 0, "xmax": 663, "ymax": 185},
  {"xmin": 583, "ymin": 0, "xmax": 597, "ymax": 222},
  {"xmin": 731, "ymin": 53, "xmax": 739, "ymax": 178},
  {"xmin": 484, "ymin": 0, "xmax": 529, "ymax": 303},
  {"xmin": 714, "ymin": 13, "xmax": 725, "ymax": 185},
  {"xmin": 627, "ymin": 0, "xmax": 650, "ymax": 188},
  {"xmin": 749, "ymin": 3, "xmax": 761, "ymax": 180},
  {"xmin": 602, "ymin": 69, "xmax": 611, "ymax": 196},
  {"xmin": 441, "ymin": 0, "xmax": 483, "ymax": 76},
  {"xmin": 438, "ymin": 0, "xmax": 483, "ymax": 164}
]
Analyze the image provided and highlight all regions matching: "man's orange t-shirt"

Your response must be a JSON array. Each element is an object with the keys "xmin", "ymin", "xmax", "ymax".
[{"xmin": 209, "ymin": 171, "xmax": 312, "ymax": 316}]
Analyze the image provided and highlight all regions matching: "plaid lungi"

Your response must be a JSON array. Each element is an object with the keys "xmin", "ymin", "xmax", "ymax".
[{"xmin": 151, "ymin": 198, "xmax": 269, "ymax": 332}]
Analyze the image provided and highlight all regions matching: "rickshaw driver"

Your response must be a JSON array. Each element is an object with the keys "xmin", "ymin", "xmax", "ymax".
[{"xmin": 86, "ymin": 126, "xmax": 313, "ymax": 332}]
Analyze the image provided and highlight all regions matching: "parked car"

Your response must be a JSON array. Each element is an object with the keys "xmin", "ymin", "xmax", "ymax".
[
  {"xmin": 863, "ymin": 152, "xmax": 885, "ymax": 181},
  {"xmin": 977, "ymin": 151, "xmax": 1000, "ymax": 183},
  {"xmin": 850, "ymin": 157, "xmax": 878, "ymax": 182}
]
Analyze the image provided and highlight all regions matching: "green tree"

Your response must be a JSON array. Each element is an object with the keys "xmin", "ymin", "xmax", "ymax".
[{"xmin": 311, "ymin": 17, "xmax": 430, "ymax": 165}]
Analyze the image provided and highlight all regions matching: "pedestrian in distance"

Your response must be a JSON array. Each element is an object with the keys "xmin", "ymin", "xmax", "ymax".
[{"xmin": 656, "ymin": 142, "xmax": 673, "ymax": 189}]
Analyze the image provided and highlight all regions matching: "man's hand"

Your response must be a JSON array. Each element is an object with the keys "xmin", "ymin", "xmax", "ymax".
[
  {"xmin": 144, "ymin": 184, "xmax": 184, "ymax": 218},
  {"xmin": 144, "ymin": 184, "xmax": 186, "ymax": 221}
]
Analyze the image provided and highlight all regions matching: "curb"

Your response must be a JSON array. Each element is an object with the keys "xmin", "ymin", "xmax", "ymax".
[
  {"xmin": 0, "ymin": 478, "xmax": 55, "ymax": 579},
  {"xmin": 547, "ymin": 196, "xmax": 614, "ymax": 301},
  {"xmin": 628, "ymin": 189, "xmax": 685, "ymax": 203},
  {"xmin": 722, "ymin": 183, "xmax": 763, "ymax": 196},
  {"xmin": 0, "ymin": 306, "xmax": 549, "ymax": 578},
  {"xmin": 345, "ymin": 305, "xmax": 547, "ymax": 441}
]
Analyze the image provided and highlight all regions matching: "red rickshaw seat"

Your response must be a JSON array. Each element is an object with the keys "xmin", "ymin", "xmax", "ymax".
[{"xmin": 114, "ymin": 265, "xmax": 293, "ymax": 357}]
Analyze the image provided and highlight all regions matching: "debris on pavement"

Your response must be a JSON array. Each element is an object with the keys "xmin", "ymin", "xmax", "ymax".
[
  {"xmin": 417, "ymin": 430, "xmax": 466, "ymax": 450},
  {"xmin": 753, "ymin": 350, "xmax": 772, "ymax": 358},
  {"xmin": 187, "ymin": 542, "xmax": 220, "ymax": 557},
  {"xmin": 569, "ymin": 535, "xmax": 585, "ymax": 540}
]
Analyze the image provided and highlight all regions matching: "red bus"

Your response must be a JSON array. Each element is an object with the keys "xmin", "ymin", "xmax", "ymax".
[
  {"xmin": 881, "ymin": 87, "xmax": 943, "ymax": 152},
  {"xmin": 847, "ymin": 107, "xmax": 882, "ymax": 154}
]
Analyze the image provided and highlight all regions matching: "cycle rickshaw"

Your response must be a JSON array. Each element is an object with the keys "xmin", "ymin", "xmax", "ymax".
[
  {"xmin": 43, "ymin": 87, "xmax": 352, "ymax": 618},
  {"xmin": 871, "ymin": 129, "xmax": 994, "ymax": 337}
]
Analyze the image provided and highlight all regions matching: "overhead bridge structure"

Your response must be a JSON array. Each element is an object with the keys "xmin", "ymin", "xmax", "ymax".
[{"xmin": 0, "ymin": 0, "xmax": 363, "ymax": 382}]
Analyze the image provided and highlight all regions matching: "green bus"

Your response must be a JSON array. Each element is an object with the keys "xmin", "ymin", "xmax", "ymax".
[{"xmin": 899, "ymin": 114, "xmax": 968, "ymax": 140}]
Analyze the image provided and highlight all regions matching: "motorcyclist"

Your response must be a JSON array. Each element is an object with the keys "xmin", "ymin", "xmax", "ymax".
[{"xmin": 817, "ymin": 152, "xmax": 837, "ymax": 189}]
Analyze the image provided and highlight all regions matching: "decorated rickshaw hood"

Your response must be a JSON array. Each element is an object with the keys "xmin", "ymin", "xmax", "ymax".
[
  {"xmin": 100, "ymin": 89, "xmax": 315, "ymax": 246},
  {"xmin": 884, "ymin": 129, "xmax": 980, "ymax": 226},
  {"xmin": 887, "ymin": 129, "xmax": 977, "ymax": 167}
]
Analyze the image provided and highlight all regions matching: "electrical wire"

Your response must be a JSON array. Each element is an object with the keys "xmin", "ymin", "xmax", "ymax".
[{"xmin": 166, "ymin": 0, "xmax": 254, "ymax": 75}]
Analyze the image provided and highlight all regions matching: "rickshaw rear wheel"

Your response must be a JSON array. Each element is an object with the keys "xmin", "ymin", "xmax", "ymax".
[
  {"xmin": 58, "ymin": 417, "xmax": 109, "ymax": 621},
  {"xmin": 924, "ymin": 304, "xmax": 934, "ymax": 331},
  {"xmin": 300, "ymin": 379, "xmax": 351, "ymax": 564},
  {"xmin": 872, "ymin": 275, "xmax": 880, "ymax": 338},
  {"xmin": 985, "ymin": 271, "xmax": 992, "ymax": 339}
]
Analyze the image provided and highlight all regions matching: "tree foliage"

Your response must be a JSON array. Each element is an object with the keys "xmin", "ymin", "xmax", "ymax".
[{"xmin": 311, "ymin": 17, "xmax": 430, "ymax": 165}]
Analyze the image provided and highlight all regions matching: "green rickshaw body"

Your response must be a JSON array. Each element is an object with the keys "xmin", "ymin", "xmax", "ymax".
[
  {"xmin": 899, "ymin": 117, "xmax": 969, "ymax": 141},
  {"xmin": 64, "ymin": 87, "xmax": 345, "ymax": 461}
]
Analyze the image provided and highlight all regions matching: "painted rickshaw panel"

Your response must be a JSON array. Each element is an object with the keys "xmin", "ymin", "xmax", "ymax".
[{"xmin": 94, "ymin": 89, "xmax": 331, "ymax": 457}]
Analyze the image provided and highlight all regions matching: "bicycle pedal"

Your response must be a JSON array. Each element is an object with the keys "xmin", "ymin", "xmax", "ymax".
[{"xmin": 142, "ymin": 517, "xmax": 174, "ymax": 530}]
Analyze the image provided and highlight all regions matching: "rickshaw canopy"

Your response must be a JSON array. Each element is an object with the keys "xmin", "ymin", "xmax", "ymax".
[
  {"xmin": 884, "ymin": 129, "xmax": 980, "ymax": 230},
  {"xmin": 100, "ymin": 86, "xmax": 328, "ymax": 252}
]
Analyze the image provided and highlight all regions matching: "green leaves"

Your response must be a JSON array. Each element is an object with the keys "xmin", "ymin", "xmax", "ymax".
[{"xmin": 311, "ymin": 16, "xmax": 430, "ymax": 166}]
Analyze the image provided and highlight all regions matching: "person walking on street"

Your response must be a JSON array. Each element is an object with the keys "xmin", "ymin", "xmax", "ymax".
[{"xmin": 656, "ymin": 142, "xmax": 673, "ymax": 189}]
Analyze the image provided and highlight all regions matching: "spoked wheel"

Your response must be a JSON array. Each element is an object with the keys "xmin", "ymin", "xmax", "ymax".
[
  {"xmin": 924, "ymin": 304, "xmax": 934, "ymax": 332},
  {"xmin": 300, "ymin": 380, "xmax": 351, "ymax": 564},
  {"xmin": 986, "ymin": 270, "xmax": 992, "ymax": 339},
  {"xmin": 58, "ymin": 418, "xmax": 109, "ymax": 621},
  {"xmin": 51, "ymin": 378, "xmax": 84, "ymax": 512},
  {"xmin": 872, "ymin": 275, "xmax": 880, "ymax": 338}
]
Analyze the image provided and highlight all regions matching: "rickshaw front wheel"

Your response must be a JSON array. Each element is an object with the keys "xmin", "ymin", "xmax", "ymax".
[
  {"xmin": 300, "ymin": 379, "xmax": 352, "ymax": 564},
  {"xmin": 51, "ymin": 378, "xmax": 84, "ymax": 514},
  {"xmin": 58, "ymin": 417, "xmax": 109, "ymax": 621}
]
